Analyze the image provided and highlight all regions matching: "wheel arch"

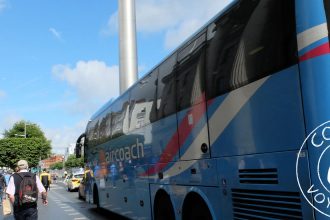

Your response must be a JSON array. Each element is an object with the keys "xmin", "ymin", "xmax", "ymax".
[
  {"xmin": 181, "ymin": 187, "xmax": 216, "ymax": 220},
  {"xmin": 153, "ymin": 188, "xmax": 176, "ymax": 220}
]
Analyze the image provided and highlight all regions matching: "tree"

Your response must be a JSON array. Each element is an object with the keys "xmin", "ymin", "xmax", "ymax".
[
  {"xmin": 0, "ymin": 120, "xmax": 52, "ymax": 169},
  {"xmin": 50, "ymin": 162, "xmax": 64, "ymax": 170},
  {"xmin": 3, "ymin": 120, "xmax": 47, "ymax": 140},
  {"xmin": 65, "ymin": 155, "xmax": 84, "ymax": 169}
]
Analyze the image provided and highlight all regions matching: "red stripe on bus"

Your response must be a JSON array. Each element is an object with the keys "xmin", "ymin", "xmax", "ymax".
[{"xmin": 299, "ymin": 42, "xmax": 330, "ymax": 62}]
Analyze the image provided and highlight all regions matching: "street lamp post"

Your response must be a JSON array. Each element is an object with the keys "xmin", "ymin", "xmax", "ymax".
[
  {"xmin": 24, "ymin": 122, "xmax": 27, "ymax": 138},
  {"xmin": 15, "ymin": 122, "xmax": 30, "ymax": 138}
]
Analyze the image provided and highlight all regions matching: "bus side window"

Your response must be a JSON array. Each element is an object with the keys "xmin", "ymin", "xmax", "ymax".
[
  {"xmin": 85, "ymin": 123, "xmax": 92, "ymax": 147},
  {"xmin": 176, "ymin": 32, "xmax": 206, "ymax": 111},
  {"xmin": 324, "ymin": 0, "xmax": 330, "ymax": 39},
  {"xmin": 156, "ymin": 53, "xmax": 177, "ymax": 120},
  {"xmin": 206, "ymin": 0, "xmax": 297, "ymax": 99},
  {"xmin": 111, "ymin": 92, "xmax": 130, "ymax": 138},
  {"xmin": 129, "ymin": 70, "xmax": 157, "ymax": 131},
  {"xmin": 93, "ymin": 120, "xmax": 100, "ymax": 145},
  {"xmin": 98, "ymin": 111, "xmax": 112, "ymax": 144},
  {"xmin": 86, "ymin": 119, "xmax": 98, "ymax": 147},
  {"xmin": 105, "ymin": 112, "xmax": 112, "ymax": 140}
]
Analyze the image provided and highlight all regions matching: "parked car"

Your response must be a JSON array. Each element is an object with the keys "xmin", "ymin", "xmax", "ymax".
[{"xmin": 67, "ymin": 172, "xmax": 84, "ymax": 192}]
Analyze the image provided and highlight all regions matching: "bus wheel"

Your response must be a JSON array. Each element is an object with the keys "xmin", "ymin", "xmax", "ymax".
[
  {"xmin": 93, "ymin": 185, "xmax": 100, "ymax": 209},
  {"xmin": 154, "ymin": 190, "xmax": 175, "ymax": 220},
  {"xmin": 182, "ymin": 193, "xmax": 212, "ymax": 220}
]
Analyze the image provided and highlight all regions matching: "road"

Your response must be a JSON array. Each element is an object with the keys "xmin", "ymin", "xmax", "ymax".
[{"xmin": 1, "ymin": 181, "xmax": 129, "ymax": 220}]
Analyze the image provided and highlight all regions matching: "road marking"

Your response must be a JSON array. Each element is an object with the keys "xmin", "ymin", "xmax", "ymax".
[
  {"xmin": 68, "ymin": 212, "xmax": 80, "ymax": 216},
  {"xmin": 74, "ymin": 217, "xmax": 88, "ymax": 220}
]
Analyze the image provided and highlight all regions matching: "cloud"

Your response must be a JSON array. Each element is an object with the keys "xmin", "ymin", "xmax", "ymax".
[
  {"xmin": 164, "ymin": 18, "xmax": 202, "ymax": 50},
  {"xmin": 52, "ymin": 60, "xmax": 119, "ymax": 114},
  {"xmin": 0, "ymin": 90, "xmax": 6, "ymax": 99},
  {"xmin": 105, "ymin": 0, "xmax": 232, "ymax": 49},
  {"xmin": 49, "ymin": 27, "xmax": 63, "ymax": 41},
  {"xmin": 0, "ymin": 113, "xmax": 22, "ymax": 138},
  {"xmin": 50, "ymin": 60, "xmax": 120, "ymax": 151},
  {"xmin": 101, "ymin": 11, "xmax": 118, "ymax": 36},
  {"xmin": 44, "ymin": 119, "xmax": 87, "ymax": 154},
  {"xmin": 0, "ymin": 0, "xmax": 7, "ymax": 12}
]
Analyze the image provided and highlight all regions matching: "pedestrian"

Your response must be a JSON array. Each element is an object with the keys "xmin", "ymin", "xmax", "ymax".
[
  {"xmin": 4, "ymin": 171, "xmax": 11, "ymax": 187},
  {"xmin": 0, "ymin": 171, "xmax": 6, "ymax": 205},
  {"xmin": 6, "ymin": 160, "xmax": 48, "ymax": 220},
  {"xmin": 53, "ymin": 174, "xmax": 57, "ymax": 184},
  {"xmin": 40, "ymin": 169, "xmax": 51, "ymax": 191},
  {"xmin": 84, "ymin": 165, "xmax": 93, "ymax": 195}
]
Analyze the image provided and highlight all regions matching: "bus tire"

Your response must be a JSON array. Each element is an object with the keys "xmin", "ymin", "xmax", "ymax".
[
  {"xmin": 154, "ymin": 190, "xmax": 175, "ymax": 220},
  {"xmin": 182, "ymin": 192, "xmax": 212, "ymax": 220}
]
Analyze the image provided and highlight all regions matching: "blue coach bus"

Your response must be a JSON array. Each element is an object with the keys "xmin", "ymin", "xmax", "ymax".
[{"xmin": 75, "ymin": 0, "xmax": 330, "ymax": 219}]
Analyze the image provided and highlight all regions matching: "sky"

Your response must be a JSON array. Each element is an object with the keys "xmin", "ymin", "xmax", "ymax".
[{"xmin": 0, "ymin": 0, "xmax": 232, "ymax": 154}]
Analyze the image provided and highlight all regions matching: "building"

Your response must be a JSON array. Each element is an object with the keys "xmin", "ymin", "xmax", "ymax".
[
  {"xmin": 40, "ymin": 154, "xmax": 64, "ymax": 169},
  {"xmin": 64, "ymin": 143, "xmax": 76, "ymax": 160}
]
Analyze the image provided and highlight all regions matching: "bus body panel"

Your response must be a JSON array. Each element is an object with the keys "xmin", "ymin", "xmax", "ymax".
[
  {"xmin": 149, "ymin": 114, "xmax": 179, "ymax": 164},
  {"xmin": 208, "ymin": 66, "xmax": 305, "ymax": 157},
  {"xmin": 177, "ymin": 102, "xmax": 210, "ymax": 160},
  {"xmin": 299, "ymin": 55, "xmax": 330, "ymax": 132},
  {"xmin": 173, "ymin": 159, "xmax": 218, "ymax": 186},
  {"xmin": 295, "ymin": 0, "xmax": 326, "ymax": 34},
  {"xmin": 296, "ymin": 0, "xmax": 330, "ymax": 219},
  {"xmin": 299, "ymin": 57, "xmax": 330, "ymax": 219},
  {"xmin": 217, "ymin": 151, "xmax": 314, "ymax": 219},
  {"xmin": 148, "ymin": 162, "xmax": 176, "ymax": 185}
]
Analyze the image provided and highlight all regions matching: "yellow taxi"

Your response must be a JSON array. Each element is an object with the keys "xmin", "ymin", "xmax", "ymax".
[{"xmin": 67, "ymin": 172, "xmax": 84, "ymax": 192}]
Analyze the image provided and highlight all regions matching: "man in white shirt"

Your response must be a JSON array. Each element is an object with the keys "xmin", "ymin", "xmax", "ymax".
[{"xmin": 6, "ymin": 160, "xmax": 48, "ymax": 220}]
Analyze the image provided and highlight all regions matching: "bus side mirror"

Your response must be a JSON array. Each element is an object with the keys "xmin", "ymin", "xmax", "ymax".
[
  {"xmin": 75, "ymin": 143, "xmax": 82, "ymax": 158},
  {"xmin": 75, "ymin": 133, "xmax": 86, "ymax": 158}
]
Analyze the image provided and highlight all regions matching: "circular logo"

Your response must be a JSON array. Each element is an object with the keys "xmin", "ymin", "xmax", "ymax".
[{"xmin": 296, "ymin": 121, "xmax": 330, "ymax": 217}]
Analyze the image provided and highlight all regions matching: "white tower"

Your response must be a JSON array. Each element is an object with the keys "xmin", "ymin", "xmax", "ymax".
[{"xmin": 118, "ymin": 0, "xmax": 138, "ymax": 94}]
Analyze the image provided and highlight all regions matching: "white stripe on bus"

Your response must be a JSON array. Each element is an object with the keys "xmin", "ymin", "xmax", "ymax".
[{"xmin": 297, "ymin": 23, "xmax": 328, "ymax": 51}]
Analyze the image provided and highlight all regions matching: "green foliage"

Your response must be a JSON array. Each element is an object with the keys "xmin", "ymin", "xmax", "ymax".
[
  {"xmin": 3, "ymin": 120, "xmax": 47, "ymax": 140},
  {"xmin": 65, "ymin": 155, "xmax": 84, "ymax": 169},
  {"xmin": 0, "ymin": 120, "xmax": 52, "ymax": 169},
  {"xmin": 0, "ymin": 138, "xmax": 51, "ymax": 169},
  {"xmin": 50, "ymin": 162, "xmax": 64, "ymax": 170}
]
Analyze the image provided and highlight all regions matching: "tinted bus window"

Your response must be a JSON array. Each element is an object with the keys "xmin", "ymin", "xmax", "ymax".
[
  {"xmin": 98, "ymin": 111, "xmax": 112, "ymax": 143},
  {"xmin": 111, "ymin": 92, "xmax": 130, "ymax": 138},
  {"xmin": 176, "ymin": 32, "xmax": 206, "ymax": 110},
  {"xmin": 86, "ymin": 119, "xmax": 99, "ymax": 147},
  {"xmin": 85, "ymin": 121, "xmax": 93, "ymax": 147},
  {"xmin": 129, "ymin": 70, "xmax": 157, "ymax": 130},
  {"xmin": 324, "ymin": 0, "xmax": 330, "ymax": 36},
  {"xmin": 156, "ymin": 53, "xmax": 177, "ymax": 119},
  {"xmin": 206, "ymin": 0, "xmax": 297, "ymax": 99}
]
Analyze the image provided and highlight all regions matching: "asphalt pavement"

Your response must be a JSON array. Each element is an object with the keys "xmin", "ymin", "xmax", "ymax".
[{"xmin": 1, "ymin": 181, "xmax": 128, "ymax": 220}]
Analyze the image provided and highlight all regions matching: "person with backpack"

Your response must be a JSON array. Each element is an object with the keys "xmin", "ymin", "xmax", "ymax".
[
  {"xmin": 39, "ymin": 169, "xmax": 51, "ymax": 192},
  {"xmin": 6, "ymin": 160, "xmax": 48, "ymax": 220}
]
